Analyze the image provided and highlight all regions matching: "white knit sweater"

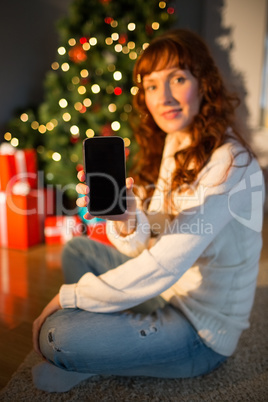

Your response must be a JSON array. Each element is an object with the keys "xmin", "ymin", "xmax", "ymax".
[{"xmin": 60, "ymin": 135, "xmax": 265, "ymax": 356}]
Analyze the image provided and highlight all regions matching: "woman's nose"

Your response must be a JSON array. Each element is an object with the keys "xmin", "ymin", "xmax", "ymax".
[{"xmin": 158, "ymin": 83, "xmax": 173, "ymax": 105}]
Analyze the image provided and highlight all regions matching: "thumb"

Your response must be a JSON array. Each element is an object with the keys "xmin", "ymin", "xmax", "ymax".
[{"xmin": 126, "ymin": 177, "xmax": 134, "ymax": 191}]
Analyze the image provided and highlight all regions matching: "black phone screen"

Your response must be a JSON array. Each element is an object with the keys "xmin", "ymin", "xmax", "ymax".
[{"xmin": 83, "ymin": 136, "xmax": 127, "ymax": 216}]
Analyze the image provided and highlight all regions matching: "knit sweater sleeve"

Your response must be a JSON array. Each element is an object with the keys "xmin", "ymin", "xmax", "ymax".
[
  {"xmin": 105, "ymin": 208, "xmax": 151, "ymax": 257},
  {"xmin": 59, "ymin": 144, "xmax": 263, "ymax": 312}
]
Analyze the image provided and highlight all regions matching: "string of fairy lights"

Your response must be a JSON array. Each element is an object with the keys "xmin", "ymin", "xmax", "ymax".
[{"xmin": 4, "ymin": 1, "xmax": 174, "ymax": 169}]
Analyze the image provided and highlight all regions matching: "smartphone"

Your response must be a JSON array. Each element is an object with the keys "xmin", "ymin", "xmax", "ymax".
[{"xmin": 83, "ymin": 136, "xmax": 127, "ymax": 216}]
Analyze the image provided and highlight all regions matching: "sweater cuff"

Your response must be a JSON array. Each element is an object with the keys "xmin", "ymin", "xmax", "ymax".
[
  {"xmin": 107, "ymin": 208, "xmax": 150, "ymax": 241},
  {"xmin": 59, "ymin": 284, "xmax": 77, "ymax": 308},
  {"xmin": 106, "ymin": 209, "xmax": 151, "ymax": 256}
]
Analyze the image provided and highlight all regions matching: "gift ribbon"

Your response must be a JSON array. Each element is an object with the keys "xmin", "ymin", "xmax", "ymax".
[
  {"xmin": 63, "ymin": 217, "xmax": 77, "ymax": 242},
  {"xmin": 15, "ymin": 150, "xmax": 28, "ymax": 184},
  {"xmin": 44, "ymin": 227, "xmax": 63, "ymax": 237},
  {"xmin": 0, "ymin": 192, "xmax": 7, "ymax": 247},
  {"xmin": 0, "ymin": 147, "xmax": 31, "ymax": 192},
  {"xmin": 0, "ymin": 145, "xmax": 35, "ymax": 189},
  {"xmin": 45, "ymin": 217, "xmax": 82, "ymax": 243},
  {"xmin": 32, "ymin": 189, "xmax": 45, "ymax": 243},
  {"xmin": 0, "ymin": 143, "xmax": 15, "ymax": 154},
  {"xmin": 12, "ymin": 182, "xmax": 31, "ymax": 195}
]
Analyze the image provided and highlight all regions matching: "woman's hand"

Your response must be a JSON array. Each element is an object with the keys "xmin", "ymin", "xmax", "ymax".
[
  {"xmin": 76, "ymin": 170, "xmax": 137, "ymax": 233},
  {"xmin": 32, "ymin": 294, "xmax": 62, "ymax": 357}
]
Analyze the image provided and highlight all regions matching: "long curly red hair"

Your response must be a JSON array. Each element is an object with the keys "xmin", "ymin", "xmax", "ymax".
[{"xmin": 130, "ymin": 29, "xmax": 252, "ymax": 202}]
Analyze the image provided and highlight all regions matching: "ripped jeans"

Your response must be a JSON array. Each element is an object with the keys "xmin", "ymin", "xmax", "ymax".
[{"xmin": 39, "ymin": 237, "xmax": 227, "ymax": 378}]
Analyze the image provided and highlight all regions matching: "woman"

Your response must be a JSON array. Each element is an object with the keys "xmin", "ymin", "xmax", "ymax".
[{"xmin": 32, "ymin": 29, "xmax": 264, "ymax": 392}]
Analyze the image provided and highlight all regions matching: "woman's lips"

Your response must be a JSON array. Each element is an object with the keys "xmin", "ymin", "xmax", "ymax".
[{"xmin": 161, "ymin": 109, "xmax": 182, "ymax": 120}]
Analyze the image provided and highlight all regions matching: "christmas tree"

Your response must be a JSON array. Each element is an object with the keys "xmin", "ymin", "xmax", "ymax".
[{"xmin": 5, "ymin": 0, "xmax": 175, "ymax": 199}]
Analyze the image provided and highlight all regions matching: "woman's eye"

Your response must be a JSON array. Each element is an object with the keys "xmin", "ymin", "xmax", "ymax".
[
  {"xmin": 144, "ymin": 85, "xmax": 156, "ymax": 91},
  {"xmin": 174, "ymin": 76, "xmax": 186, "ymax": 84},
  {"xmin": 172, "ymin": 76, "xmax": 186, "ymax": 85}
]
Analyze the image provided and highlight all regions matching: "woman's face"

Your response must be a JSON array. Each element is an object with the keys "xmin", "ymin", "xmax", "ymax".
[{"xmin": 143, "ymin": 67, "xmax": 202, "ymax": 135}]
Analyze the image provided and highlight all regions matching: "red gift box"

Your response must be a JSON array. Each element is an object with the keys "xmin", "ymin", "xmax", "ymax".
[
  {"xmin": 0, "ymin": 154, "xmax": 16, "ymax": 192},
  {"xmin": 0, "ymin": 146, "xmax": 37, "ymax": 191},
  {"xmin": 0, "ymin": 190, "xmax": 45, "ymax": 250},
  {"xmin": 37, "ymin": 187, "xmax": 56, "ymax": 218},
  {"xmin": 44, "ymin": 216, "xmax": 84, "ymax": 245},
  {"xmin": 87, "ymin": 222, "xmax": 112, "ymax": 246}
]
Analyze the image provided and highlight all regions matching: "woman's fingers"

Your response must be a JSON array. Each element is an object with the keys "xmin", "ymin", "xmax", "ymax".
[
  {"xmin": 76, "ymin": 183, "xmax": 89, "ymax": 195},
  {"xmin": 76, "ymin": 195, "xmax": 89, "ymax": 207},
  {"xmin": 76, "ymin": 175, "xmax": 136, "ymax": 221},
  {"xmin": 76, "ymin": 171, "xmax": 90, "ymax": 211},
  {"xmin": 126, "ymin": 176, "xmax": 134, "ymax": 191},
  {"xmin": 32, "ymin": 318, "xmax": 43, "ymax": 357},
  {"xmin": 83, "ymin": 211, "xmax": 95, "ymax": 220},
  {"xmin": 77, "ymin": 170, "xmax": 85, "ymax": 182},
  {"xmin": 76, "ymin": 171, "xmax": 89, "ymax": 209}
]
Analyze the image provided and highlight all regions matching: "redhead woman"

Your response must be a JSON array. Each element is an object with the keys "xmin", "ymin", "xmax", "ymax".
[{"xmin": 32, "ymin": 29, "xmax": 265, "ymax": 392}]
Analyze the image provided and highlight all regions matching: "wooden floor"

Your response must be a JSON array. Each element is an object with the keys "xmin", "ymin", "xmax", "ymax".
[
  {"xmin": 0, "ymin": 215, "xmax": 268, "ymax": 390},
  {"xmin": 0, "ymin": 244, "xmax": 64, "ymax": 389}
]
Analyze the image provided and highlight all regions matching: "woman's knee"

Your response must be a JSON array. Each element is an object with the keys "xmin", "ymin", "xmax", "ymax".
[
  {"xmin": 39, "ymin": 310, "xmax": 76, "ymax": 363},
  {"xmin": 39, "ymin": 313, "xmax": 60, "ymax": 362}
]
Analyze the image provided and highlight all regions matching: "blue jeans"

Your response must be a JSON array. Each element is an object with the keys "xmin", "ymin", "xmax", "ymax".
[{"xmin": 39, "ymin": 237, "xmax": 227, "ymax": 378}]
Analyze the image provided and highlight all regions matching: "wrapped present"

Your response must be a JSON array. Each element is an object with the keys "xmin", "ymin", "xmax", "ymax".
[
  {"xmin": 44, "ymin": 216, "xmax": 84, "ymax": 245},
  {"xmin": 0, "ymin": 189, "xmax": 45, "ymax": 250},
  {"xmin": 11, "ymin": 182, "xmax": 56, "ymax": 216},
  {"xmin": 0, "ymin": 143, "xmax": 37, "ymax": 191},
  {"xmin": 45, "ymin": 187, "xmax": 56, "ymax": 217},
  {"xmin": 87, "ymin": 221, "xmax": 112, "ymax": 246}
]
